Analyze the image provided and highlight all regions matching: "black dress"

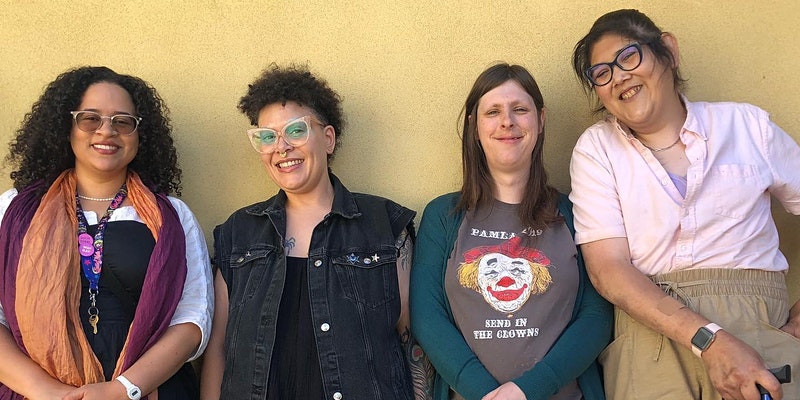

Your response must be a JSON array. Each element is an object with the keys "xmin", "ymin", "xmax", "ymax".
[{"xmin": 78, "ymin": 221, "xmax": 198, "ymax": 399}]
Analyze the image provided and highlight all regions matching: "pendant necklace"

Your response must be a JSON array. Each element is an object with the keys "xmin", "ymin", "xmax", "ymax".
[{"xmin": 76, "ymin": 184, "xmax": 128, "ymax": 334}]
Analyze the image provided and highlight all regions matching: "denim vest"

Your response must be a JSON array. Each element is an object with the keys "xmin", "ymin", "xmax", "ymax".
[{"xmin": 214, "ymin": 174, "xmax": 416, "ymax": 400}]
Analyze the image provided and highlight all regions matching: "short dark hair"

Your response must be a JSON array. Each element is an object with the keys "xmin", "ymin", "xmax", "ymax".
[
  {"xmin": 457, "ymin": 63, "xmax": 560, "ymax": 231},
  {"xmin": 6, "ymin": 66, "xmax": 181, "ymax": 194},
  {"xmin": 238, "ymin": 64, "xmax": 345, "ymax": 162},
  {"xmin": 572, "ymin": 9, "xmax": 686, "ymax": 113}
]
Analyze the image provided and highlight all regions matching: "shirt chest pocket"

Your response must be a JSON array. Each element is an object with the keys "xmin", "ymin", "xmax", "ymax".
[
  {"xmin": 227, "ymin": 246, "xmax": 276, "ymax": 310},
  {"xmin": 709, "ymin": 164, "xmax": 767, "ymax": 220},
  {"xmin": 331, "ymin": 249, "xmax": 398, "ymax": 309}
]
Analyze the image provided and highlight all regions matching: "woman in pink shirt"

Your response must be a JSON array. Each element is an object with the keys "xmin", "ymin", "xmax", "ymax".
[{"xmin": 569, "ymin": 9, "xmax": 800, "ymax": 400}]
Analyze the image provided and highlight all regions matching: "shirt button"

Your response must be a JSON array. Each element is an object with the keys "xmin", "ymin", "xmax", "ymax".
[
  {"xmin": 333, "ymin": 392, "xmax": 342, "ymax": 400},
  {"xmin": 321, "ymin": 323, "xmax": 330, "ymax": 332},
  {"xmin": 314, "ymin": 259, "xmax": 323, "ymax": 267}
]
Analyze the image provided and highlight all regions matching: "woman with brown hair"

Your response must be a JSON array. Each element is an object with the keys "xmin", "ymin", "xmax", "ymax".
[{"xmin": 411, "ymin": 63, "xmax": 611, "ymax": 400}]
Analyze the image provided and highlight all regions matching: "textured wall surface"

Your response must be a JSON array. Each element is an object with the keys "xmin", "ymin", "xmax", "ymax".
[{"xmin": 1, "ymin": 0, "xmax": 799, "ymax": 299}]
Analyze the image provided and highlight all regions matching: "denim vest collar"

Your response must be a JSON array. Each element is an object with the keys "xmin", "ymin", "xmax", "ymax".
[{"xmin": 244, "ymin": 173, "xmax": 361, "ymax": 220}]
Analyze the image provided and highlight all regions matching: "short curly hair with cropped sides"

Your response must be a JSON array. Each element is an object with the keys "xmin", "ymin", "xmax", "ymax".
[
  {"xmin": 6, "ymin": 66, "xmax": 182, "ymax": 195},
  {"xmin": 238, "ymin": 64, "xmax": 345, "ymax": 162}
]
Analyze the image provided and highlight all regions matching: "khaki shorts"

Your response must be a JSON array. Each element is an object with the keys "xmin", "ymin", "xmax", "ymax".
[{"xmin": 600, "ymin": 268, "xmax": 800, "ymax": 400}]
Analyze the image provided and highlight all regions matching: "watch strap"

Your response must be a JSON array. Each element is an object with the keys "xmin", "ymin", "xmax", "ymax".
[
  {"xmin": 691, "ymin": 322, "xmax": 722, "ymax": 357},
  {"xmin": 115, "ymin": 375, "xmax": 142, "ymax": 400}
]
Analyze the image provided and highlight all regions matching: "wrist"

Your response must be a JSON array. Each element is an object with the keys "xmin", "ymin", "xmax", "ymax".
[
  {"xmin": 29, "ymin": 381, "xmax": 70, "ymax": 399},
  {"xmin": 115, "ymin": 375, "xmax": 142, "ymax": 400}
]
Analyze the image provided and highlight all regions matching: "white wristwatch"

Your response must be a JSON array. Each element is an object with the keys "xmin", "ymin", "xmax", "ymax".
[{"xmin": 115, "ymin": 375, "xmax": 142, "ymax": 400}]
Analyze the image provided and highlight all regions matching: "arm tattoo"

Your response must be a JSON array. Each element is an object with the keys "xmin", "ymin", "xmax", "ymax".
[
  {"xmin": 400, "ymin": 326, "xmax": 411, "ymax": 344},
  {"xmin": 402, "ymin": 327, "xmax": 435, "ymax": 400},
  {"xmin": 396, "ymin": 229, "xmax": 431, "ymax": 398},
  {"xmin": 396, "ymin": 229, "xmax": 411, "ymax": 271}
]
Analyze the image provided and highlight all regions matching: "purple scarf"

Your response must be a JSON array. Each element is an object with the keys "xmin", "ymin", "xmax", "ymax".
[{"xmin": 0, "ymin": 176, "xmax": 186, "ymax": 399}]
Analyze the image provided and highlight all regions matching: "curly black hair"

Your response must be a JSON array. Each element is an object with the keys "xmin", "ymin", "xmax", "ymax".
[
  {"xmin": 6, "ymin": 66, "xmax": 182, "ymax": 195},
  {"xmin": 238, "ymin": 63, "xmax": 345, "ymax": 162}
]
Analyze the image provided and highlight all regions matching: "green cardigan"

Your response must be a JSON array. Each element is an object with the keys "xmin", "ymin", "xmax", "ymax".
[{"xmin": 410, "ymin": 192, "xmax": 611, "ymax": 400}]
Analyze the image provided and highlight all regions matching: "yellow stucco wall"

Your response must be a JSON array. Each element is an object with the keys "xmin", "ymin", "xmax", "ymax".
[{"xmin": 1, "ymin": 1, "xmax": 799, "ymax": 300}]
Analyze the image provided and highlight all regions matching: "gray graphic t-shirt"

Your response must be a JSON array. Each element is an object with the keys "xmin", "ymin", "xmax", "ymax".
[{"xmin": 445, "ymin": 201, "xmax": 581, "ymax": 399}]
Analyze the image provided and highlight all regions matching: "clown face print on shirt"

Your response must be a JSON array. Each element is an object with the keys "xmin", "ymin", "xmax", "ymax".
[
  {"xmin": 457, "ymin": 236, "xmax": 552, "ymax": 313},
  {"xmin": 445, "ymin": 205, "xmax": 579, "ymax": 385}
]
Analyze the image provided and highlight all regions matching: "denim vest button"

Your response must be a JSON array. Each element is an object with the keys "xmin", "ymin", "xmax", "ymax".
[
  {"xmin": 321, "ymin": 323, "xmax": 330, "ymax": 332},
  {"xmin": 314, "ymin": 259, "xmax": 323, "ymax": 267},
  {"xmin": 333, "ymin": 392, "xmax": 342, "ymax": 400}
]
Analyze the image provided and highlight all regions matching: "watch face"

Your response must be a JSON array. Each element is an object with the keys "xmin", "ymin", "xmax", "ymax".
[
  {"xmin": 127, "ymin": 386, "xmax": 141, "ymax": 400},
  {"xmin": 691, "ymin": 327, "xmax": 714, "ymax": 350}
]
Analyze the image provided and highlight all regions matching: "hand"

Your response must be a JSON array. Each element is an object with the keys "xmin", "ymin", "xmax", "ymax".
[
  {"xmin": 701, "ymin": 331, "xmax": 782, "ymax": 400},
  {"xmin": 779, "ymin": 319, "xmax": 800, "ymax": 339},
  {"xmin": 481, "ymin": 382, "xmax": 526, "ymax": 400},
  {"xmin": 61, "ymin": 381, "xmax": 127, "ymax": 400}
]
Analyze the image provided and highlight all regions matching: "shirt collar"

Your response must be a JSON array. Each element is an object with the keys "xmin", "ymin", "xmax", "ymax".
[
  {"xmin": 608, "ymin": 94, "xmax": 707, "ymax": 142},
  {"xmin": 245, "ymin": 173, "xmax": 361, "ymax": 219},
  {"xmin": 680, "ymin": 95, "xmax": 708, "ymax": 141}
]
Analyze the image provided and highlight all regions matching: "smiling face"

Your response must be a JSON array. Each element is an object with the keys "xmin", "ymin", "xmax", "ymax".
[
  {"xmin": 590, "ymin": 33, "xmax": 679, "ymax": 132},
  {"xmin": 70, "ymin": 82, "xmax": 139, "ymax": 182},
  {"xmin": 477, "ymin": 252, "xmax": 534, "ymax": 313},
  {"xmin": 256, "ymin": 101, "xmax": 335, "ymax": 196},
  {"xmin": 475, "ymin": 80, "xmax": 544, "ymax": 176}
]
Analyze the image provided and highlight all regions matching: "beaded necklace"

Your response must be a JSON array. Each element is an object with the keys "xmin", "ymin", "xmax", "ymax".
[{"xmin": 76, "ymin": 184, "xmax": 128, "ymax": 334}]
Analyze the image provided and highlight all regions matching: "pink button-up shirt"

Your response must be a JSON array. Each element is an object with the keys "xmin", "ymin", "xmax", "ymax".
[{"xmin": 569, "ymin": 99, "xmax": 800, "ymax": 275}]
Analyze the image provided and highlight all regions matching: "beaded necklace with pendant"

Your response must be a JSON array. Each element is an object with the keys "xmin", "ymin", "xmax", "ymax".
[{"xmin": 76, "ymin": 184, "xmax": 128, "ymax": 334}]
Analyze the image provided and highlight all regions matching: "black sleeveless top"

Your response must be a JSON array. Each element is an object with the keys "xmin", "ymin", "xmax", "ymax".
[
  {"xmin": 79, "ymin": 221, "xmax": 198, "ymax": 399},
  {"xmin": 266, "ymin": 256, "xmax": 324, "ymax": 399}
]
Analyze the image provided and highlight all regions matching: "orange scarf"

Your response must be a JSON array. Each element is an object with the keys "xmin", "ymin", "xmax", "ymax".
[{"xmin": 14, "ymin": 170, "xmax": 163, "ymax": 386}]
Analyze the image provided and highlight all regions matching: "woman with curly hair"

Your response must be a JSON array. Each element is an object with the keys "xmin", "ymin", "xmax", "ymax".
[
  {"xmin": 200, "ymin": 64, "xmax": 426, "ymax": 399},
  {"xmin": 0, "ymin": 66, "xmax": 213, "ymax": 400}
]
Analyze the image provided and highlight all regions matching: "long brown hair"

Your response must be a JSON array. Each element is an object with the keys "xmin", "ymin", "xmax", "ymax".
[{"xmin": 456, "ymin": 63, "xmax": 560, "ymax": 231}]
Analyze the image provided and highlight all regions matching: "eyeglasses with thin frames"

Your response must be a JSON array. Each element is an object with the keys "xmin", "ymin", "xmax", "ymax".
[
  {"xmin": 70, "ymin": 111, "xmax": 141, "ymax": 135},
  {"xmin": 246, "ymin": 115, "xmax": 323, "ymax": 154},
  {"xmin": 585, "ymin": 42, "xmax": 644, "ymax": 87}
]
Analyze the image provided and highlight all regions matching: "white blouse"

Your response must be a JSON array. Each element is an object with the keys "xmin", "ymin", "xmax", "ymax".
[{"xmin": 0, "ymin": 188, "xmax": 214, "ymax": 361}]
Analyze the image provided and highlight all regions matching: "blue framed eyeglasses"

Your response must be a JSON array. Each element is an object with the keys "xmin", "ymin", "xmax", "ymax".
[{"xmin": 585, "ymin": 43, "xmax": 644, "ymax": 87}]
